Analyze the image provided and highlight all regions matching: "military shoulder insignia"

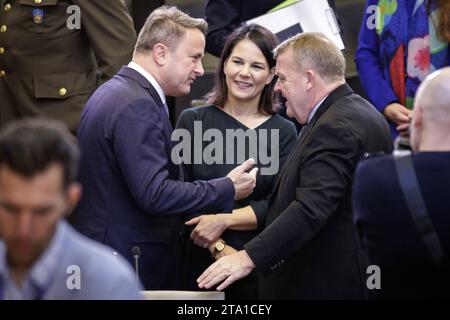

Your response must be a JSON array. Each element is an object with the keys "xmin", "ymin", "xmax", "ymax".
[{"xmin": 33, "ymin": 8, "xmax": 44, "ymax": 25}]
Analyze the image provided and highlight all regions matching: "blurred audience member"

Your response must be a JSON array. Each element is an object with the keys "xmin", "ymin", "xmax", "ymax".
[
  {"xmin": 0, "ymin": 0, "xmax": 136, "ymax": 132},
  {"xmin": 354, "ymin": 67, "xmax": 450, "ymax": 299},
  {"xmin": 0, "ymin": 119, "xmax": 141, "ymax": 300},
  {"xmin": 355, "ymin": 0, "xmax": 450, "ymax": 139}
]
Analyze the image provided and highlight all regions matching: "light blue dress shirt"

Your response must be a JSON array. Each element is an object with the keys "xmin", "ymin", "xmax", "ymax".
[{"xmin": 0, "ymin": 220, "xmax": 142, "ymax": 300}]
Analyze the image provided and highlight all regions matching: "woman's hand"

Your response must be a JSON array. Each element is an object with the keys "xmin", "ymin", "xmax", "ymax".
[{"xmin": 383, "ymin": 103, "xmax": 412, "ymax": 126}]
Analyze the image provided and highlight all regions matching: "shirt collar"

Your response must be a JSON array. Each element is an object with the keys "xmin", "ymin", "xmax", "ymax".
[
  {"xmin": 0, "ymin": 220, "xmax": 67, "ymax": 294},
  {"xmin": 128, "ymin": 61, "xmax": 166, "ymax": 106},
  {"xmin": 307, "ymin": 94, "xmax": 329, "ymax": 124},
  {"xmin": 28, "ymin": 221, "xmax": 67, "ymax": 290}
]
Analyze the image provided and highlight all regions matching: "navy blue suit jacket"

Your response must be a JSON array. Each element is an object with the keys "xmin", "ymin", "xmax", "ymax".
[
  {"xmin": 353, "ymin": 152, "xmax": 450, "ymax": 299},
  {"xmin": 71, "ymin": 66, "xmax": 234, "ymax": 289}
]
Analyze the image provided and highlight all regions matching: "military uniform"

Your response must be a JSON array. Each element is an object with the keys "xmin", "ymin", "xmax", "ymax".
[{"xmin": 0, "ymin": 0, "xmax": 136, "ymax": 132}]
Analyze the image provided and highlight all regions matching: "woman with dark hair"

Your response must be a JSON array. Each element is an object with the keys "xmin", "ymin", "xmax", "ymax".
[
  {"xmin": 175, "ymin": 24, "xmax": 296, "ymax": 299},
  {"xmin": 355, "ymin": 0, "xmax": 449, "ymax": 140}
]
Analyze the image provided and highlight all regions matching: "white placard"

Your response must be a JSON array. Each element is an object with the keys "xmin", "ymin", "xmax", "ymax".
[{"xmin": 247, "ymin": 0, "xmax": 344, "ymax": 50}]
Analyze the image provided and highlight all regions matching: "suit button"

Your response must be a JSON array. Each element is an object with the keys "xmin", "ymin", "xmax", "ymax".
[
  {"xmin": 34, "ymin": 0, "xmax": 42, "ymax": 4},
  {"xmin": 3, "ymin": 3, "xmax": 11, "ymax": 12},
  {"xmin": 59, "ymin": 88, "xmax": 67, "ymax": 96},
  {"xmin": 0, "ymin": 70, "xmax": 6, "ymax": 77},
  {"xmin": 0, "ymin": 47, "xmax": 4, "ymax": 54},
  {"xmin": 0, "ymin": 25, "xmax": 7, "ymax": 33}
]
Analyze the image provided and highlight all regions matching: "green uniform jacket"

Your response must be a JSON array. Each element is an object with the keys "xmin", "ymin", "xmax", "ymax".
[{"xmin": 0, "ymin": 0, "xmax": 136, "ymax": 131}]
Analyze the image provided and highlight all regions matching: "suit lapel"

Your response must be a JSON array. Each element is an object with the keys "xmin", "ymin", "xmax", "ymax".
[
  {"xmin": 117, "ymin": 66, "xmax": 173, "ymax": 135},
  {"xmin": 117, "ymin": 66, "xmax": 166, "ymax": 112},
  {"xmin": 297, "ymin": 83, "xmax": 354, "ymax": 149},
  {"xmin": 270, "ymin": 83, "xmax": 354, "ymax": 198},
  {"xmin": 117, "ymin": 67, "xmax": 181, "ymax": 179}
]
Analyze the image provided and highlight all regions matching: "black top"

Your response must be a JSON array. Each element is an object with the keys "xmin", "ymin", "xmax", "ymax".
[{"xmin": 175, "ymin": 105, "xmax": 297, "ymax": 249}]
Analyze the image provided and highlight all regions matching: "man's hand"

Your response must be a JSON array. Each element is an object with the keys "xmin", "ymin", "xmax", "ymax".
[
  {"xmin": 226, "ymin": 158, "xmax": 258, "ymax": 200},
  {"xmin": 185, "ymin": 214, "xmax": 230, "ymax": 248},
  {"xmin": 383, "ymin": 103, "xmax": 413, "ymax": 126},
  {"xmin": 197, "ymin": 250, "xmax": 255, "ymax": 291}
]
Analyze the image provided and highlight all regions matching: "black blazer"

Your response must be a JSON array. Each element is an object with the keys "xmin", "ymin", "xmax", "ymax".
[
  {"xmin": 244, "ymin": 84, "xmax": 393, "ymax": 299},
  {"xmin": 353, "ymin": 152, "xmax": 450, "ymax": 299}
]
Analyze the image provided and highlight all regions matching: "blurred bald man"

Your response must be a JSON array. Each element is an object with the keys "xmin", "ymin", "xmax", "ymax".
[{"xmin": 353, "ymin": 67, "xmax": 450, "ymax": 299}]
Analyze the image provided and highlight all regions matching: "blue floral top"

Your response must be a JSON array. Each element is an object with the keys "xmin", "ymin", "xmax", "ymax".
[{"xmin": 355, "ymin": 0, "xmax": 449, "ymax": 138}]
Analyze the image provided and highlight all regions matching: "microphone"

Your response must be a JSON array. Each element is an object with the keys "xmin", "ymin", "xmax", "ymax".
[{"xmin": 132, "ymin": 246, "xmax": 141, "ymax": 285}]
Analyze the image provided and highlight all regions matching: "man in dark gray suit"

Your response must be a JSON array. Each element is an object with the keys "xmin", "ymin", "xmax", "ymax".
[{"xmin": 198, "ymin": 32, "xmax": 393, "ymax": 299}]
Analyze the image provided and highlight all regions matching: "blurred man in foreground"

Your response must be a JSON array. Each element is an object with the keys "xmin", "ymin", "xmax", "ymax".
[{"xmin": 0, "ymin": 119, "xmax": 141, "ymax": 299}]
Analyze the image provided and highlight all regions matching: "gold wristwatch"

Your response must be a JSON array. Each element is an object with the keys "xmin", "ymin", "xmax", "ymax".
[{"xmin": 213, "ymin": 240, "xmax": 226, "ymax": 257}]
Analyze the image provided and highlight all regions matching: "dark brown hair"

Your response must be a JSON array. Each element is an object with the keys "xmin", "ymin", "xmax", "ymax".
[
  {"xmin": 0, "ymin": 119, "xmax": 79, "ymax": 189},
  {"xmin": 206, "ymin": 24, "xmax": 280, "ymax": 114}
]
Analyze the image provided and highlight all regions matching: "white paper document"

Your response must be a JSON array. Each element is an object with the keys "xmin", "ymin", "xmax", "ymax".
[{"xmin": 247, "ymin": 0, "xmax": 345, "ymax": 50}]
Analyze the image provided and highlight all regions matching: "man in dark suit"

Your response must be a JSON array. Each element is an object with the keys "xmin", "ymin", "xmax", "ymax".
[
  {"xmin": 71, "ymin": 6, "xmax": 257, "ymax": 290},
  {"xmin": 198, "ymin": 32, "xmax": 393, "ymax": 299},
  {"xmin": 0, "ymin": 0, "xmax": 136, "ymax": 132},
  {"xmin": 353, "ymin": 67, "xmax": 450, "ymax": 299}
]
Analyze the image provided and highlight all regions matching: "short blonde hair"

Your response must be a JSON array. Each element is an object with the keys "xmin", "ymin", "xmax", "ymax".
[
  {"xmin": 274, "ymin": 32, "xmax": 345, "ymax": 83},
  {"xmin": 134, "ymin": 5, "xmax": 207, "ymax": 54}
]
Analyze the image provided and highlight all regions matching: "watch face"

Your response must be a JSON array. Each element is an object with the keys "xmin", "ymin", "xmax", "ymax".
[{"xmin": 215, "ymin": 241, "xmax": 225, "ymax": 251}]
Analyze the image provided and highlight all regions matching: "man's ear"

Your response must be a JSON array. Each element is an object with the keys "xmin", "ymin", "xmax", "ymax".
[
  {"xmin": 153, "ymin": 43, "xmax": 169, "ymax": 66},
  {"xmin": 305, "ymin": 69, "xmax": 314, "ymax": 90},
  {"xmin": 413, "ymin": 104, "xmax": 423, "ymax": 129},
  {"xmin": 65, "ymin": 183, "xmax": 82, "ymax": 217}
]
